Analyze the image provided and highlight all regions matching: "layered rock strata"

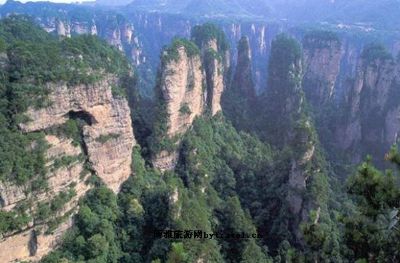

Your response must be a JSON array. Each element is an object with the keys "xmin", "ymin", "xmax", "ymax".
[{"xmin": 0, "ymin": 76, "xmax": 135, "ymax": 262}]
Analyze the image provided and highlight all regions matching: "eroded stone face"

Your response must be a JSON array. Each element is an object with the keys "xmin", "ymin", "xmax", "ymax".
[
  {"xmin": 152, "ymin": 38, "xmax": 228, "ymax": 171},
  {"xmin": 161, "ymin": 47, "xmax": 205, "ymax": 137},
  {"xmin": 303, "ymin": 39, "xmax": 342, "ymax": 106},
  {"xmin": 0, "ymin": 135, "xmax": 91, "ymax": 263},
  {"xmin": 152, "ymin": 47, "xmax": 205, "ymax": 171},
  {"xmin": 337, "ymin": 58, "xmax": 400, "ymax": 161},
  {"xmin": 20, "ymin": 76, "xmax": 136, "ymax": 192},
  {"xmin": 0, "ymin": 76, "xmax": 136, "ymax": 262},
  {"xmin": 203, "ymin": 39, "xmax": 225, "ymax": 116}
]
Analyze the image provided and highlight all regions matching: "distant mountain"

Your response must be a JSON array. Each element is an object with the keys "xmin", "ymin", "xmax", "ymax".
[
  {"xmin": 0, "ymin": 0, "xmax": 87, "ymax": 18},
  {"xmin": 96, "ymin": 0, "xmax": 133, "ymax": 6},
  {"xmin": 125, "ymin": 0, "xmax": 271, "ymax": 18},
  {"xmin": 2, "ymin": 0, "xmax": 399, "ymax": 29},
  {"xmin": 268, "ymin": 0, "xmax": 400, "ymax": 29},
  {"xmin": 183, "ymin": 0, "xmax": 246, "ymax": 16},
  {"xmin": 123, "ymin": 0, "xmax": 400, "ymax": 29},
  {"xmin": 126, "ymin": 0, "xmax": 190, "ymax": 12},
  {"xmin": 237, "ymin": 0, "xmax": 272, "ymax": 17}
]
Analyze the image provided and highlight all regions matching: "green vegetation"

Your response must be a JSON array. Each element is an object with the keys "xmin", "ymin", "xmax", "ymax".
[
  {"xmin": 47, "ymin": 119, "xmax": 81, "ymax": 146},
  {"xmin": 303, "ymin": 30, "xmax": 341, "ymax": 50},
  {"xmin": 204, "ymin": 47, "xmax": 222, "ymax": 62},
  {"xmin": 0, "ymin": 14, "xmax": 397, "ymax": 263},
  {"xmin": 222, "ymin": 36, "xmax": 255, "ymax": 132},
  {"xmin": 0, "ymin": 206, "xmax": 31, "ymax": 235},
  {"xmin": 43, "ymin": 118, "xmax": 276, "ymax": 262},
  {"xmin": 147, "ymin": 85, "xmax": 170, "ymax": 155},
  {"xmin": 342, "ymin": 148, "xmax": 400, "ymax": 261},
  {"xmin": 45, "ymin": 112, "xmax": 388, "ymax": 262},
  {"xmin": 42, "ymin": 186, "xmax": 123, "ymax": 262},
  {"xmin": 162, "ymin": 38, "xmax": 200, "ymax": 64},
  {"xmin": 0, "ymin": 15, "xmax": 131, "ymax": 186},
  {"xmin": 52, "ymin": 154, "xmax": 84, "ymax": 171},
  {"xmin": 0, "ymin": 16, "xmax": 130, "ymax": 87},
  {"xmin": 191, "ymin": 23, "xmax": 229, "ymax": 53},
  {"xmin": 259, "ymin": 33, "xmax": 303, "ymax": 146},
  {"xmin": 36, "ymin": 186, "xmax": 77, "ymax": 223},
  {"xmin": 112, "ymin": 84, "xmax": 128, "ymax": 98},
  {"xmin": 361, "ymin": 43, "xmax": 393, "ymax": 65},
  {"xmin": 179, "ymin": 103, "xmax": 191, "ymax": 115},
  {"xmin": 0, "ymin": 16, "xmax": 134, "ymax": 238},
  {"xmin": 95, "ymin": 133, "xmax": 121, "ymax": 144}
]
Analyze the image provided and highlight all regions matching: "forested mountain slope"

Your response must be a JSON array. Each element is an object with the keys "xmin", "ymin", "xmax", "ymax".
[{"xmin": 0, "ymin": 16, "xmax": 136, "ymax": 262}]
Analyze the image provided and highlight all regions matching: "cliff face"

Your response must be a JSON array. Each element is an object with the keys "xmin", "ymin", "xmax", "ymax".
[
  {"xmin": 2, "ymin": 1, "xmax": 400, "ymax": 99},
  {"xmin": 233, "ymin": 36, "xmax": 255, "ymax": 99},
  {"xmin": 152, "ymin": 44, "xmax": 205, "ymax": 171},
  {"xmin": 20, "ymin": 76, "xmax": 135, "ymax": 192},
  {"xmin": 222, "ymin": 36, "xmax": 255, "ymax": 130},
  {"xmin": 51, "ymin": 15, "xmax": 144, "ymax": 67},
  {"xmin": 337, "ymin": 49, "xmax": 400, "ymax": 162},
  {"xmin": 261, "ymin": 35, "xmax": 330, "ymax": 243},
  {"xmin": 0, "ymin": 134, "xmax": 90, "ymax": 262},
  {"xmin": 0, "ymin": 76, "xmax": 135, "ymax": 262},
  {"xmin": 160, "ymin": 47, "xmax": 205, "ymax": 137},
  {"xmin": 203, "ymin": 39, "xmax": 225, "ymax": 115},
  {"xmin": 152, "ymin": 30, "xmax": 230, "ymax": 171},
  {"xmin": 303, "ymin": 33, "xmax": 342, "ymax": 107}
]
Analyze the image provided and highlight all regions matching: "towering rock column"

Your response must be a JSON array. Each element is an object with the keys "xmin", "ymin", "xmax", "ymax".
[
  {"xmin": 152, "ymin": 24, "xmax": 232, "ymax": 171},
  {"xmin": 302, "ymin": 31, "xmax": 342, "ymax": 107},
  {"xmin": 151, "ymin": 39, "xmax": 205, "ymax": 171},
  {"xmin": 233, "ymin": 36, "xmax": 256, "ymax": 99},
  {"xmin": 263, "ymin": 34, "xmax": 304, "ymax": 147},
  {"xmin": 337, "ymin": 44, "xmax": 400, "ymax": 163},
  {"xmin": 192, "ymin": 23, "xmax": 230, "ymax": 116},
  {"xmin": 223, "ymin": 36, "xmax": 256, "ymax": 130},
  {"xmin": 202, "ymin": 38, "xmax": 225, "ymax": 115},
  {"xmin": 262, "ymin": 34, "xmax": 331, "ymax": 243}
]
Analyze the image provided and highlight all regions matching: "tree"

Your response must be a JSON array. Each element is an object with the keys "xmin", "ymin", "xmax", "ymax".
[{"xmin": 343, "ymin": 150, "xmax": 400, "ymax": 261}]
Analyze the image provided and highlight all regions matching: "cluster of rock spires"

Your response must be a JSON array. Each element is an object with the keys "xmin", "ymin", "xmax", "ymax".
[
  {"xmin": 0, "ymin": 24, "xmax": 232, "ymax": 262},
  {"xmin": 152, "ymin": 33, "xmax": 228, "ymax": 171},
  {"xmin": 0, "ymin": 9, "xmax": 400, "ymax": 262},
  {"xmin": 53, "ymin": 17, "xmax": 143, "ymax": 66},
  {"xmin": 301, "ymin": 33, "xmax": 400, "ymax": 163}
]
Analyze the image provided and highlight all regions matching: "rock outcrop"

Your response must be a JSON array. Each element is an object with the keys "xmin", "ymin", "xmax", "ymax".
[
  {"xmin": 160, "ymin": 47, "xmax": 205, "ymax": 137},
  {"xmin": 302, "ymin": 32, "xmax": 342, "ymax": 107},
  {"xmin": 262, "ymin": 35, "xmax": 330, "ymax": 243},
  {"xmin": 202, "ymin": 39, "xmax": 225, "ymax": 115},
  {"xmin": 337, "ymin": 45, "xmax": 400, "ymax": 163},
  {"xmin": 55, "ymin": 19, "xmax": 71, "ymax": 38},
  {"xmin": 0, "ymin": 135, "xmax": 91, "ymax": 262},
  {"xmin": 0, "ymin": 76, "xmax": 135, "ymax": 262},
  {"xmin": 232, "ymin": 36, "xmax": 255, "ymax": 99},
  {"xmin": 222, "ymin": 36, "xmax": 255, "ymax": 130},
  {"xmin": 20, "ymin": 76, "xmax": 135, "ymax": 192},
  {"xmin": 152, "ymin": 42, "xmax": 205, "ymax": 171},
  {"xmin": 152, "ymin": 28, "xmax": 230, "ymax": 171}
]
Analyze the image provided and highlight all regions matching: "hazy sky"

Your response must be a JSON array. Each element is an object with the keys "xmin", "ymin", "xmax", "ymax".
[{"xmin": 0, "ymin": 0, "xmax": 82, "ymax": 4}]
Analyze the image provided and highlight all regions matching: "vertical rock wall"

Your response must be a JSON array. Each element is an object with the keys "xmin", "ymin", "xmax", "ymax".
[{"xmin": 0, "ymin": 76, "xmax": 136, "ymax": 262}]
